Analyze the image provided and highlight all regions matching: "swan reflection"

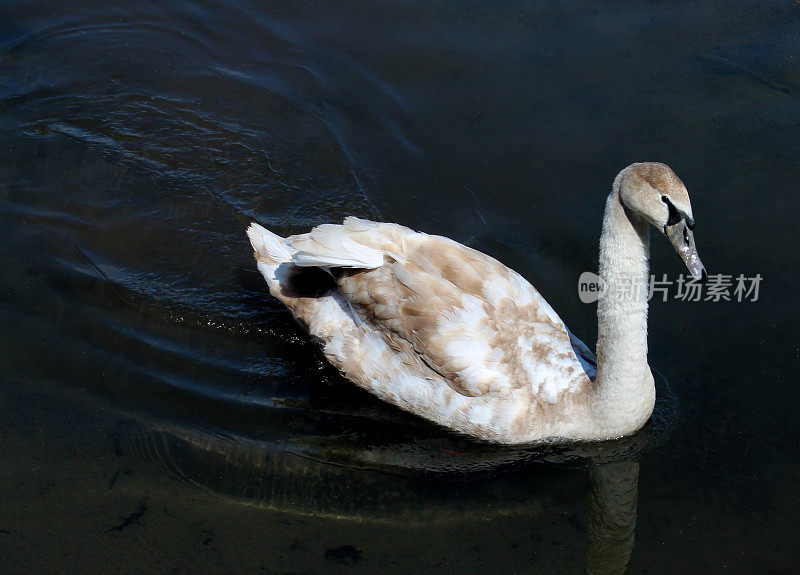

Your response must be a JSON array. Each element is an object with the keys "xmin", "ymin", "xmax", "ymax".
[
  {"xmin": 587, "ymin": 461, "xmax": 639, "ymax": 575},
  {"xmin": 117, "ymin": 410, "xmax": 662, "ymax": 574}
]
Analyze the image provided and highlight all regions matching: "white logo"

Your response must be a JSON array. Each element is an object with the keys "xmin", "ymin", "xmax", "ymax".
[{"xmin": 578, "ymin": 271, "xmax": 606, "ymax": 303}]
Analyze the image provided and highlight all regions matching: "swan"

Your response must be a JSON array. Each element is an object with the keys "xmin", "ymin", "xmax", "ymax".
[{"xmin": 246, "ymin": 162, "xmax": 704, "ymax": 444}]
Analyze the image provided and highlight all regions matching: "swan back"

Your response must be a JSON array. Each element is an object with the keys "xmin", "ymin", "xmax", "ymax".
[{"xmin": 247, "ymin": 219, "xmax": 600, "ymax": 443}]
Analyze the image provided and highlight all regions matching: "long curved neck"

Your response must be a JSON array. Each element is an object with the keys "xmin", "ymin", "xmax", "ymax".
[{"xmin": 592, "ymin": 182, "xmax": 655, "ymax": 436}]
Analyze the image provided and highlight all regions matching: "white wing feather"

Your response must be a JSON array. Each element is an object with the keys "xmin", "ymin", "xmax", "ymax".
[{"xmin": 288, "ymin": 224, "xmax": 385, "ymax": 269}]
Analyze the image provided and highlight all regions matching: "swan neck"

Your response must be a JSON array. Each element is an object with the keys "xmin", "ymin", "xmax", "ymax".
[{"xmin": 593, "ymin": 184, "xmax": 654, "ymax": 435}]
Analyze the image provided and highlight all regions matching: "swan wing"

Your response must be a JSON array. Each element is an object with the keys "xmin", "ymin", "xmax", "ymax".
[{"xmin": 287, "ymin": 217, "xmax": 591, "ymax": 403}]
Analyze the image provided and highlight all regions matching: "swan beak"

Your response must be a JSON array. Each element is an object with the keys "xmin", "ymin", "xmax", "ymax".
[{"xmin": 665, "ymin": 220, "xmax": 706, "ymax": 281}]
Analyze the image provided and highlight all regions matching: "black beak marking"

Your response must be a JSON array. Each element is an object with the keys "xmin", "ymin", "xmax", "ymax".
[{"xmin": 662, "ymin": 196, "xmax": 695, "ymax": 230}]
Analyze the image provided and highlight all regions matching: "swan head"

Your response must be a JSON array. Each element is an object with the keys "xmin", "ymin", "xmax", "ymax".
[{"xmin": 616, "ymin": 162, "xmax": 706, "ymax": 280}]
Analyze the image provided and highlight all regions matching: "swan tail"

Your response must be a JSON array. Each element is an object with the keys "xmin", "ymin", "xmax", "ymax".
[
  {"xmin": 246, "ymin": 222, "xmax": 299, "ymax": 300},
  {"xmin": 246, "ymin": 222, "xmax": 362, "ymax": 348},
  {"xmin": 247, "ymin": 222, "xmax": 294, "ymax": 265}
]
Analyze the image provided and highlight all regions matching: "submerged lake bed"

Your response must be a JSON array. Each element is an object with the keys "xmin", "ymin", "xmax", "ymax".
[{"xmin": 1, "ymin": 1, "xmax": 798, "ymax": 573}]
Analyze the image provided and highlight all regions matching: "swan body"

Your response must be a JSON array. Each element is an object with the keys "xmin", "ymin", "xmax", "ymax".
[{"xmin": 247, "ymin": 163, "xmax": 704, "ymax": 444}]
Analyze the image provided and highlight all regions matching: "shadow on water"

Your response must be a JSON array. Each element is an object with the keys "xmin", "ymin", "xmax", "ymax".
[{"xmin": 76, "ymin": 371, "xmax": 674, "ymax": 574}]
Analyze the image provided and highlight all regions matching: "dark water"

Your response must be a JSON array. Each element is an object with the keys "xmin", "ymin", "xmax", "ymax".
[{"xmin": 1, "ymin": 1, "xmax": 798, "ymax": 573}]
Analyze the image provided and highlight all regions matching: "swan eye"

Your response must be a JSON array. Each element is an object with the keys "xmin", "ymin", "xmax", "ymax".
[
  {"xmin": 683, "ymin": 227, "xmax": 690, "ymax": 245},
  {"xmin": 661, "ymin": 195, "xmax": 682, "ymax": 227}
]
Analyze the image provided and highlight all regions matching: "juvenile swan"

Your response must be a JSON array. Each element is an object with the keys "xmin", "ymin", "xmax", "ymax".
[{"xmin": 246, "ymin": 163, "xmax": 704, "ymax": 444}]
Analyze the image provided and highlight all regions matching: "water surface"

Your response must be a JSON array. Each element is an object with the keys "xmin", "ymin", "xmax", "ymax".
[{"xmin": 1, "ymin": 1, "xmax": 798, "ymax": 573}]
